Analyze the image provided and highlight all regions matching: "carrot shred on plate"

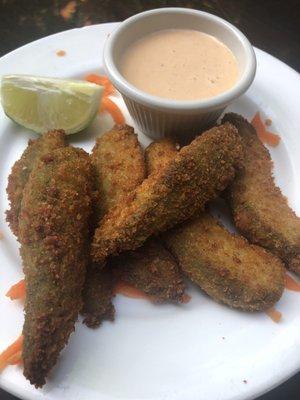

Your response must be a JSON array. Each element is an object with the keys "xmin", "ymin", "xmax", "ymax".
[
  {"xmin": 251, "ymin": 112, "xmax": 280, "ymax": 147},
  {"xmin": 114, "ymin": 281, "xmax": 153, "ymax": 300},
  {"xmin": 266, "ymin": 307, "xmax": 282, "ymax": 323},
  {"xmin": 7, "ymin": 351, "xmax": 22, "ymax": 366},
  {"xmin": 0, "ymin": 335, "xmax": 23, "ymax": 372},
  {"xmin": 6, "ymin": 279, "xmax": 26, "ymax": 300},
  {"xmin": 85, "ymin": 74, "xmax": 115, "ymax": 96},
  {"xmin": 285, "ymin": 273, "xmax": 300, "ymax": 292},
  {"xmin": 100, "ymin": 97, "xmax": 125, "ymax": 124}
]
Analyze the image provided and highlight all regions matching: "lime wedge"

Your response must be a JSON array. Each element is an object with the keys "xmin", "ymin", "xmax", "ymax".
[{"xmin": 1, "ymin": 75, "xmax": 103, "ymax": 134}]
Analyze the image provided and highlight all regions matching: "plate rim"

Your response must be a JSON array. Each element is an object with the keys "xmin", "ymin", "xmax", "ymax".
[{"xmin": 0, "ymin": 21, "xmax": 300, "ymax": 400}]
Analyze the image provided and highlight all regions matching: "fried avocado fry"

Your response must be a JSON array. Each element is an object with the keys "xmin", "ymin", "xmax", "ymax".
[
  {"xmin": 6, "ymin": 130, "xmax": 66, "ymax": 237},
  {"xmin": 92, "ymin": 124, "xmax": 146, "ymax": 220},
  {"xmin": 109, "ymin": 138, "xmax": 186, "ymax": 304},
  {"xmin": 145, "ymin": 139, "xmax": 178, "ymax": 176},
  {"xmin": 164, "ymin": 214, "xmax": 285, "ymax": 311},
  {"xmin": 223, "ymin": 113, "xmax": 300, "ymax": 274},
  {"xmin": 148, "ymin": 137, "xmax": 285, "ymax": 310},
  {"xmin": 112, "ymin": 238, "xmax": 186, "ymax": 302},
  {"xmin": 92, "ymin": 123, "xmax": 243, "ymax": 264},
  {"xmin": 19, "ymin": 147, "xmax": 94, "ymax": 387},
  {"xmin": 82, "ymin": 125, "xmax": 146, "ymax": 327},
  {"xmin": 110, "ymin": 138, "xmax": 185, "ymax": 303}
]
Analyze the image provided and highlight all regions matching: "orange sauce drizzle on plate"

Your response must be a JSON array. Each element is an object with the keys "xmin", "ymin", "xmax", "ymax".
[{"xmin": 251, "ymin": 112, "xmax": 280, "ymax": 147}]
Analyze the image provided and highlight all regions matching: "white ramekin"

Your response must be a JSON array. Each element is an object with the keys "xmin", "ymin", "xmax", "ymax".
[{"xmin": 104, "ymin": 8, "xmax": 256, "ymax": 142}]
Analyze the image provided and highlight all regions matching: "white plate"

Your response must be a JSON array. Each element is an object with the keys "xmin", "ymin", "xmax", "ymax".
[{"xmin": 0, "ymin": 23, "xmax": 300, "ymax": 400}]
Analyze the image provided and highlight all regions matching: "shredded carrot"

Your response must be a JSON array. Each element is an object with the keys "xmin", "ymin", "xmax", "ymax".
[
  {"xmin": 114, "ymin": 281, "xmax": 153, "ymax": 300},
  {"xmin": 285, "ymin": 273, "xmax": 300, "ymax": 292},
  {"xmin": 85, "ymin": 74, "xmax": 115, "ymax": 96},
  {"xmin": 84, "ymin": 73, "xmax": 124, "ymax": 123},
  {"xmin": 0, "ymin": 335, "xmax": 23, "ymax": 372},
  {"xmin": 56, "ymin": 50, "xmax": 66, "ymax": 57},
  {"xmin": 6, "ymin": 279, "xmax": 26, "ymax": 300},
  {"xmin": 251, "ymin": 112, "xmax": 280, "ymax": 147},
  {"xmin": 7, "ymin": 351, "xmax": 22, "ymax": 366},
  {"xmin": 100, "ymin": 97, "xmax": 125, "ymax": 125},
  {"xmin": 113, "ymin": 281, "xmax": 191, "ymax": 304},
  {"xmin": 266, "ymin": 307, "xmax": 282, "ymax": 323}
]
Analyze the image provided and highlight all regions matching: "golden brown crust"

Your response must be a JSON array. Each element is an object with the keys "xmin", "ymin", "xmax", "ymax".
[
  {"xmin": 6, "ymin": 130, "xmax": 66, "ymax": 238},
  {"xmin": 82, "ymin": 264, "xmax": 115, "ymax": 328},
  {"xmin": 82, "ymin": 125, "xmax": 146, "ymax": 327},
  {"xmin": 223, "ymin": 113, "xmax": 300, "ymax": 274},
  {"xmin": 164, "ymin": 213, "xmax": 285, "ymax": 311},
  {"xmin": 145, "ymin": 139, "xmax": 178, "ymax": 176},
  {"xmin": 19, "ymin": 147, "xmax": 94, "ymax": 387},
  {"xmin": 91, "ymin": 124, "xmax": 146, "ymax": 219},
  {"xmin": 92, "ymin": 123, "xmax": 243, "ymax": 264},
  {"xmin": 108, "ymin": 139, "xmax": 185, "ymax": 304},
  {"xmin": 112, "ymin": 238, "xmax": 186, "ymax": 303}
]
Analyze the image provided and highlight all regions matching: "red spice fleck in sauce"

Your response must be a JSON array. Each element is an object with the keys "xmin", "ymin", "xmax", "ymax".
[
  {"xmin": 251, "ymin": 112, "xmax": 280, "ymax": 147},
  {"xmin": 60, "ymin": 1, "xmax": 77, "ymax": 21},
  {"xmin": 285, "ymin": 273, "xmax": 300, "ymax": 292},
  {"xmin": 266, "ymin": 307, "xmax": 282, "ymax": 323},
  {"xmin": 56, "ymin": 50, "xmax": 66, "ymax": 57}
]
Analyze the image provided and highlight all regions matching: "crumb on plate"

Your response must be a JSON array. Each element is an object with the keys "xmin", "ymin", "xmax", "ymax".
[
  {"xmin": 56, "ymin": 50, "xmax": 66, "ymax": 57},
  {"xmin": 265, "ymin": 118, "xmax": 272, "ymax": 126}
]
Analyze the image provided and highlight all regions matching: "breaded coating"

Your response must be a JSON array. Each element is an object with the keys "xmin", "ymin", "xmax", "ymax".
[
  {"xmin": 145, "ymin": 139, "xmax": 178, "ymax": 176},
  {"xmin": 92, "ymin": 123, "xmax": 243, "ymax": 264},
  {"xmin": 82, "ymin": 125, "xmax": 146, "ymax": 327},
  {"xmin": 148, "ymin": 134, "xmax": 284, "ymax": 310},
  {"xmin": 82, "ymin": 265, "xmax": 115, "ymax": 328},
  {"xmin": 164, "ymin": 214, "xmax": 285, "ymax": 311},
  {"xmin": 92, "ymin": 124, "xmax": 145, "ymax": 219},
  {"xmin": 112, "ymin": 238, "xmax": 186, "ymax": 302},
  {"xmin": 223, "ymin": 113, "xmax": 300, "ymax": 274},
  {"xmin": 6, "ymin": 130, "xmax": 66, "ymax": 237},
  {"xmin": 19, "ymin": 147, "xmax": 94, "ymax": 387},
  {"xmin": 108, "ymin": 139, "xmax": 185, "ymax": 304}
]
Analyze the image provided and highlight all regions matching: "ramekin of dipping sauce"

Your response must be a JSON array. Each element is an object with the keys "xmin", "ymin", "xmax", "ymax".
[{"xmin": 104, "ymin": 8, "xmax": 256, "ymax": 142}]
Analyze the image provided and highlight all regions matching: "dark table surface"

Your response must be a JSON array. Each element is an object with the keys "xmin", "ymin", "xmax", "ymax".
[{"xmin": 0, "ymin": 0, "xmax": 299, "ymax": 399}]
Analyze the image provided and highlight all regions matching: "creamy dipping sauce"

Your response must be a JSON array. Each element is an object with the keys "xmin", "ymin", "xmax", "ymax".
[{"xmin": 120, "ymin": 29, "xmax": 239, "ymax": 101}]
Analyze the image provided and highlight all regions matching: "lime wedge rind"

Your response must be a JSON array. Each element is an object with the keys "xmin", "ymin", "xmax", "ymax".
[{"xmin": 1, "ymin": 74, "xmax": 104, "ymax": 134}]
